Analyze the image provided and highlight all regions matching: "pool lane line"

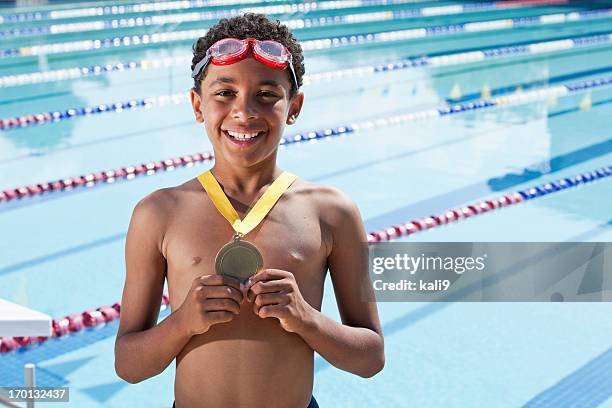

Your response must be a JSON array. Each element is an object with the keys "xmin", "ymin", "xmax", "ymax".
[
  {"xmin": 443, "ymin": 64, "xmax": 612, "ymax": 105},
  {"xmin": 0, "ymin": 0, "xmax": 563, "ymax": 25},
  {"xmin": 1, "ymin": 28, "xmax": 610, "ymax": 93},
  {"xmin": 521, "ymin": 346, "xmax": 612, "ymax": 408},
  {"xmin": 2, "ymin": 30, "xmax": 610, "ymax": 113},
  {"xmin": 2, "ymin": 120, "xmax": 607, "ymax": 276},
  {"xmin": 0, "ymin": 162, "xmax": 609, "ymax": 354},
  {"xmin": 1, "ymin": 6, "xmax": 609, "ymax": 59},
  {"xmin": 0, "ymin": 297, "xmax": 168, "ymax": 353},
  {"xmin": 0, "ymin": 93, "xmax": 187, "ymax": 130},
  {"xmin": 0, "ymin": 0, "xmax": 341, "ymax": 24},
  {"xmin": 3, "ymin": 53, "xmax": 612, "ymax": 130},
  {"xmin": 304, "ymin": 31, "xmax": 612, "ymax": 85},
  {"xmin": 0, "ymin": 33, "xmax": 612, "ymax": 113},
  {"xmin": 0, "ymin": 311, "xmax": 167, "ymax": 376},
  {"xmin": 0, "ymin": 0, "xmax": 571, "ymax": 39},
  {"xmin": 0, "ymin": 0, "xmax": 441, "ymax": 25},
  {"xmin": 488, "ymin": 139, "xmax": 612, "ymax": 191},
  {"xmin": 315, "ymin": 108, "xmax": 612, "ymax": 210},
  {"xmin": 307, "ymin": 49, "xmax": 612, "ymax": 111},
  {"xmin": 2, "ymin": 83, "xmax": 605, "ymax": 197},
  {"xmin": 1, "ymin": 74, "xmax": 611, "ymax": 204},
  {"xmin": 366, "ymin": 165, "xmax": 612, "ymax": 242},
  {"xmin": 364, "ymin": 135, "xmax": 612, "ymax": 232},
  {"xmin": 0, "ymin": 38, "xmax": 608, "ymax": 114},
  {"xmin": 0, "ymin": 55, "xmax": 191, "ymax": 88}
]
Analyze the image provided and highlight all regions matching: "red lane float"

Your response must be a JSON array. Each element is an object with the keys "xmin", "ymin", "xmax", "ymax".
[
  {"xmin": 0, "ymin": 152, "xmax": 214, "ymax": 204},
  {"xmin": 0, "ymin": 296, "xmax": 168, "ymax": 353},
  {"xmin": 366, "ymin": 192, "xmax": 523, "ymax": 243}
]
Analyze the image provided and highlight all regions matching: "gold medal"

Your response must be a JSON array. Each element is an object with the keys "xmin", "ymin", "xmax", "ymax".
[
  {"xmin": 197, "ymin": 170, "xmax": 297, "ymax": 282},
  {"xmin": 215, "ymin": 234, "xmax": 263, "ymax": 281}
]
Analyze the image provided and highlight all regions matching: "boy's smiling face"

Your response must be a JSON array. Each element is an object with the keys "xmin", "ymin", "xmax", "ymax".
[{"xmin": 190, "ymin": 52, "xmax": 303, "ymax": 168}]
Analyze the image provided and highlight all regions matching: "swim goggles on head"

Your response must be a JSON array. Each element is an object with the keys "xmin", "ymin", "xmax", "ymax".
[{"xmin": 191, "ymin": 37, "xmax": 298, "ymax": 90}]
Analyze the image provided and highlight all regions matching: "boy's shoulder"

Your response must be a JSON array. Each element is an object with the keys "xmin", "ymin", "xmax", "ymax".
[
  {"xmin": 290, "ymin": 178, "xmax": 361, "ymax": 223},
  {"xmin": 130, "ymin": 179, "xmax": 198, "ymax": 223}
]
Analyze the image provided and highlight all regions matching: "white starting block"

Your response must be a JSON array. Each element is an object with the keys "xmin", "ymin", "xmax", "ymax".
[{"xmin": 0, "ymin": 298, "xmax": 52, "ymax": 337}]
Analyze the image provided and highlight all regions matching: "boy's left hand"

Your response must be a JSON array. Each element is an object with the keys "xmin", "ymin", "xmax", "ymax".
[{"xmin": 246, "ymin": 269, "xmax": 315, "ymax": 333}]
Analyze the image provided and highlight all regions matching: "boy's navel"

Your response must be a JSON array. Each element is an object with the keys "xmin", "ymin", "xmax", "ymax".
[{"xmin": 191, "ymin": 256, "xmax": 202, "ymax": 265}]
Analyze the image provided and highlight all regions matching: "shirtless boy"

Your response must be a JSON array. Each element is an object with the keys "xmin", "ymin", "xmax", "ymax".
[{"xmin": 115, "ymin": 13, "xmax": 384, "ymax": 408}]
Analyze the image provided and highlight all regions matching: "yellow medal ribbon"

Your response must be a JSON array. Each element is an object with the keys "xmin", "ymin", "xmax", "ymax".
[{"xmin": 197, "ymin": 170, "xmax": 298, "ymax": 237}]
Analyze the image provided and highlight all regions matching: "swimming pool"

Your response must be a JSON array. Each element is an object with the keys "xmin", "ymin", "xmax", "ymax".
[{"xmin": 1, "ymin": 0, "xmax": 611, "ymax": 406}]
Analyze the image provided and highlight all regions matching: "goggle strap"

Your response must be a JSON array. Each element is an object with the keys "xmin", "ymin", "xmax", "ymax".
[
  {"xmin": 288, "ymin": 61, "xmax": 298, "ymax": 91},
  {"xmin": 191, "ymin": 52, "xmax": 211, "ymax": 78}
]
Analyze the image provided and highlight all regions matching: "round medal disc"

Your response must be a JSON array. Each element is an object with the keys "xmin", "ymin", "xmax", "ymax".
[{"xmin": 214, "ymin": 239, "xmax": 263, "ymax": 282}]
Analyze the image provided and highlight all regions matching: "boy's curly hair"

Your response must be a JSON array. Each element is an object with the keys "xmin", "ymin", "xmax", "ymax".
[{"xmin": 191, "ymin": 13, "xmax": 305, "ymax": 96}]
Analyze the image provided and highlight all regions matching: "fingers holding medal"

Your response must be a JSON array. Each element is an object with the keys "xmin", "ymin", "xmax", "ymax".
[
  {"xmin": 246, "ymin": 269, "xmax": 315, "ymax": 334},
  {"xmin": 178, "ymin": 274, "xmax": 244, "ymax": 336},
  {"xmin": 197, "ymin": 171, "xmax": 304, "ymax": 331},
  {"xmin": 215, "ymin": 237, "xmax": 263, "ymax": 282}
]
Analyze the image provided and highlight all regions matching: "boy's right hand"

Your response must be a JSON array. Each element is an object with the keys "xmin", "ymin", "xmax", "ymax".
[{"xmin": 177, "ymin": 274, "xmax": 243, "ymax": 336}]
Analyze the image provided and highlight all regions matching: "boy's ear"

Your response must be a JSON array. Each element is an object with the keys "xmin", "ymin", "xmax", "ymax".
[
  {"xmin": 286, "ymin": 92, "xmax": 304, "ymax": 125},
  {"xmin": 189, "ymin": 89, "xmax": 205, "ymax": 123}
]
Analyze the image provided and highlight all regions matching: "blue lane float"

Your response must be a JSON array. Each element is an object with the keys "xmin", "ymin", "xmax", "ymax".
[
  {"xmin": 0, "ymin": 0, "xmax": 576, "ymax": 39},
  {"xmin": 2, "ymin": 74, "xmax": 612, "ymax": 131},
  {"xmin": 3, "ymin": 31, "xmax": 611, "ymax": 89},
  {"xmin": 0, "ymin": 0, "xmax": 568, "ymax": 25},
  {"xmin": 2, "ymin": 7, "xmax": 612, "ymax": 58},
  {"xmin": 367, "ymin": 164, "xmax": 612, "ymax": 242}
]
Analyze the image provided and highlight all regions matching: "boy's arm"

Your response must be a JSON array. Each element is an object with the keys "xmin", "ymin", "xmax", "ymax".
[
  {"xmin": 248, "ymin": 188, "xmax": 384, "ymax": 378},
  {"xmin": 304, "ymin": 189, "xmax": 384, "ymax": 377},
  {"xmin": 115, "ymin": 191, "xmax": 244, "ymax": 384},
  {"xmin": 114, "ymin": 192, "xmax": 191, "ymax": 384}
]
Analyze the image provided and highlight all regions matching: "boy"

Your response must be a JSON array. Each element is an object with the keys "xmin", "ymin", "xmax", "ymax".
[{"xmin": 115, "ymin": 13, "xmax": 384, "ymax": 408}]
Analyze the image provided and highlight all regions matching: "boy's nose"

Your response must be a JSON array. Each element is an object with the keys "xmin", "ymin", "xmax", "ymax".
[{"xmin": 231, "ymin": 95, "xmax": 258, "ymax": 121}]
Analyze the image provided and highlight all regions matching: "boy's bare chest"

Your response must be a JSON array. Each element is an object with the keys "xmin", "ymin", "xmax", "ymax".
[{"xmin": 164, "ymin": 197, "xmax": 329, "ymax": 297}]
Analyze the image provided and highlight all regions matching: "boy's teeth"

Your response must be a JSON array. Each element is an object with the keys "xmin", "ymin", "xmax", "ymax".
[{"xmin": 227, "ymin": 130, "xmax": 260, "ymax": 139}]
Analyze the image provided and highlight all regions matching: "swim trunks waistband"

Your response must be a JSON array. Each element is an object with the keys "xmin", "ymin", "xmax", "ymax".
[{"xmin": 172, "ymin": 396, "xmax": 318, "ymax": 407}]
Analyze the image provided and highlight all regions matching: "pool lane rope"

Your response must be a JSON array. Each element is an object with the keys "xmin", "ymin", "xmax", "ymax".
[
  {"xmin": 1, "ymin": 6, "xmax": 608, "ymax": 58},
  {"xmin": 0, "ymin": 0, "xmax": 336, "ymax": 24},
  {"xmin": 2, "ymin": 30, "xmax": 611, "ymax": 89},
  {"xmin": 3, "ymin": 35, "xmax": 612, "ymax": 131},
  {"xmin": 0, "ymin": 163, "xmax": 610, "ymax": 353},
  {"xmin": 0, "ymin": 0, "xmax": 566, "ymax": 25},
  {"xmin": 0, "ymin": 297, "xmax": 169, "ymax": 353},
  {"xmin": 365, "ymin": 166, "xmax": 612, "ymax": 243},
  {"xmin": 0, "ymin": 0, "xmax": 570, "ymax": 38},
  {"xmin": 1, "ymin": 75, "xmax": 611, "ymax": 204}
]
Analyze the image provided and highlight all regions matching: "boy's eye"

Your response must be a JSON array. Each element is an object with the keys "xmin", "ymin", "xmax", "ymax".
[
  {"xmin": 213, "ymin": 89, "xmax": 279, "ymax": 99},
  {"xmin": 258, "ymin": 91, "xmax": 279, "ymax": 98}
]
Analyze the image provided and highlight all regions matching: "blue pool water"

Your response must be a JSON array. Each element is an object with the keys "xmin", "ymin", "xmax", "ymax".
[{"xmin": 0, "ymin": 0, "xmax": 611, "ymax": 407}]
